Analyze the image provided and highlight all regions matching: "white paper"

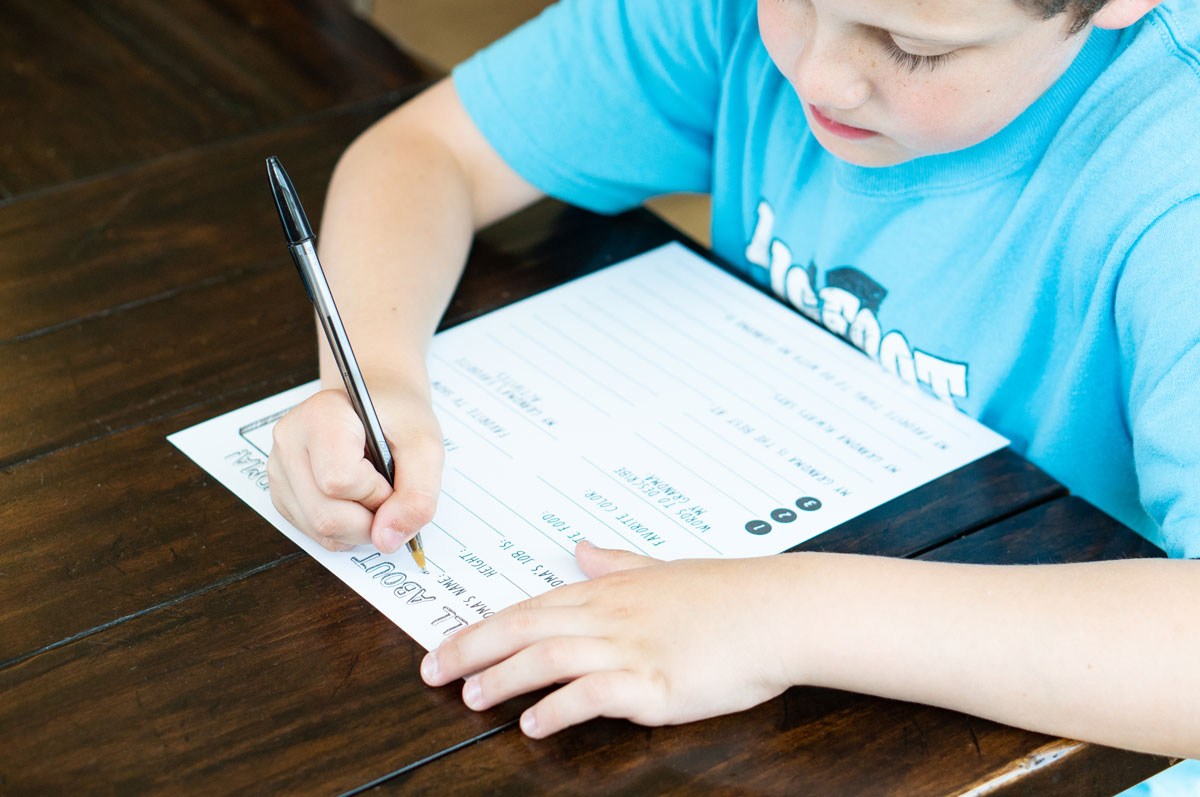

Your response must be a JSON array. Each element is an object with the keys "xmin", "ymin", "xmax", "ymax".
[{"xmin": 170, "ymin": 243, "xmax": 1006, "ymax": 650}]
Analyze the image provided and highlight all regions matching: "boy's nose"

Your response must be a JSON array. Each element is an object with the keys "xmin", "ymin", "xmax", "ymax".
[{"xmin": 790, "ymin": 35, "xmax": 871, "ymax": 111}]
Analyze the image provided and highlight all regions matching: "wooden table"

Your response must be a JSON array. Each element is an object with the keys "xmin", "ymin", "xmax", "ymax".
[{"xmin": 0, "ymin": 2, "xmax": 1176, "ymax": 793}]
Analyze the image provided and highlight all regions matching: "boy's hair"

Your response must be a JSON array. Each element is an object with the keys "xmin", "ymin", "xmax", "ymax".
[{"xmin": 1020, "ymin": 0, "xmax": 1108, "ymax": 33}]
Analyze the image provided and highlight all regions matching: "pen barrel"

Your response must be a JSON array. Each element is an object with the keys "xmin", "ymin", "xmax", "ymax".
[{"xmin": 290, "ymin": 240, "xmax": 396, "ymax": 485}]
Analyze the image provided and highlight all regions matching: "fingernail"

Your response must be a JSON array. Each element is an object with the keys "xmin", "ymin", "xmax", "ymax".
[
  {"xmin": 463, "ymin": 676, "xmax": 483, "ymax": 710},
  {"xmin": 577, "ymin": 539, "xmax": 593, "ymax": 550},
  {"xmin": 421, "ymin": 653, "xmax": 438, "ymax": 683},
  {"xmin": 521, "ymin": 710, "xmax": 538, "ymax": 737},
  {"xmin": 380, "ymin": 527, "xmax": 404, "ymax": 553}
]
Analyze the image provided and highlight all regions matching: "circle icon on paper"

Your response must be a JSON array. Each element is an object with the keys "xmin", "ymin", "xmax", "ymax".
[
  {"xmin": 745, "ymin": 519, "xmax": 772, "ymax": 535},
  {"xmin": 770, "ymin": 508, "xmax": 798, "ymax": 523},
  {"xmin": 796, "ymin": 497, "xmax": 823, "ymax": 512}
]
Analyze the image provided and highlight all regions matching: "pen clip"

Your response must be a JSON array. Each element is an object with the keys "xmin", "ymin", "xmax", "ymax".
[{"xmin": 289, "ymin": 243, "xmax": 318, "ymax": 305}]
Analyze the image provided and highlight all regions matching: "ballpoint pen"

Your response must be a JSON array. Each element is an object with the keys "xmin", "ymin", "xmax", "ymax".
[{"xmin": 266, "ymin": 156, "xmax": 426, "ymax": 569}]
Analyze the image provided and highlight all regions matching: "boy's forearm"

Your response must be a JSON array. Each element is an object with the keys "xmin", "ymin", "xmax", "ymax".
[
  {"xmin": 787, "ymin": 552, "xmax": 1200, "ymax": 758},
  {"xmin": 315, "ymin": 120, "xmax": 474, "ymax": 392},
  {"xmin": 313, "ymin": 80, "xmax": 542, "ymax": 395}
]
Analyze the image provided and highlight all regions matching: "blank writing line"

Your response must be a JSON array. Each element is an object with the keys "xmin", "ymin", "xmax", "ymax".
[
  {"xmin": 644, "ymin": 267, "xmax": 974, "ymax": 440},
  {"xmin": 611, "ymin": 284, "xmax": 776, "ymax": 395},
  {"xmin": 532, "ymin": 312, "xmax": 659, "ymax": 398},
  {"xmin": 632, "ymin": 270, "xmax": 924, "ymax": 458},
  {"xmin": 677, "ymin": 410, "xmax": 805, "ymax": 494},
  {"xmin": 453, "ymin": 468, "xmax": 574, "ymax": 556},
  {"xmin": 510, "ymin": 324, "xmax": 636, "ymax": 407},
  {"xmin": 439, "ymin": 489, "xmax": 506, "ymax": 537},
  {"xmin": 486, "ymin": 334, "xmax": 612, "ymax": 418},
  {"xmin": 632, "ymin": 431, "xmax": 755, "ymax": 515},
  {"xmin": 569, "ymin": 300, "xmax": 708, "ymax": 403},
  {"xmin": 657, "ymin": 423, "xmax": 778, "ymax": 506}
]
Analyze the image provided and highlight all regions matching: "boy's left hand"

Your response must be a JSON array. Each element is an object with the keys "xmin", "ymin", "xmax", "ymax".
[{"xmin": 420, "ymin": 540, "xmax": 802, "ymax": 738}]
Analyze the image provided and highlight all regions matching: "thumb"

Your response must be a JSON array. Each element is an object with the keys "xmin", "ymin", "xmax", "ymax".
[
  {"xmin": 575, "ymin": 539, "xmax": 659, "ymax": 579},
  {"xmin": 370, "ymin": 488, "xmax": 437, "ymax": 555},
  {"xmin": 370, "ymin": 433, "xmax": 445, "ymax": 555}
]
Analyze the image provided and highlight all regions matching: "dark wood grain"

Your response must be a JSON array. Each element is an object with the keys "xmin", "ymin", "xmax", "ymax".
[
  {"xmin": 0, "ymin": 260, "xmax": 316, "ymax": 470},
  {"xmin": 0, "ymin": 0, "xmax": 430, "ymax": 197},
  {"xmin": 0, "ymin": 389, "xmax": 303, "ymax": 666},
  {"xmin": 0, "ymin": 554, "xmax": 529, "ymax": 795},
  {"xmin": 799, "ymin": 448, "xmax": 1063, "ymax": 558},
  {"xmin": 920, "ymin": 496, "xmax": 1166, "ymax": 565},
  {"xmin": 0, "ymin": 93, "xmax": 406, "ymax": 345},
  {"xmin": 366, "ymin": 497, "xmax": 1170, "ymax": 796}
]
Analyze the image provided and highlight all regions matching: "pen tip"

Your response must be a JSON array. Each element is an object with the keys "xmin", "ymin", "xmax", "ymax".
[{"xmin": 413, "ymin": 549, "xmax": 427, "ymax": 570}]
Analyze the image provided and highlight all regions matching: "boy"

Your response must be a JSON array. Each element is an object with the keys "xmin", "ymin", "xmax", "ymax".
[{"xmin": 266, "ymin": 0, "xmax": 1200, "ymax": 765}]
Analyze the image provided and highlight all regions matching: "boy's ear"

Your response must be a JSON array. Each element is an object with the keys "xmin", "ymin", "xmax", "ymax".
[{"xmin": 1091, "ymin": 0, "xmax": 1163, "ymax": 29}]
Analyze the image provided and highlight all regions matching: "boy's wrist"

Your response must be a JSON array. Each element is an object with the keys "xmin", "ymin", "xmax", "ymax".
[
  {"xmin": 319, "ymin": 351, "xmax": 433, "ymax": 402},
  {"xmin": 769, "ymin": 551, "xmax": 883, "ymax": 691},
  {"xmin": 755, "ymin": 552, "xmax": 834, "ymax": 690}
]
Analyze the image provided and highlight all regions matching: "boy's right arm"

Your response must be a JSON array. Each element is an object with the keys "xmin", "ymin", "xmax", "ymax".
[{"xmin": 267, "ymin": 78, "xmax": 544, "ymax": 554}]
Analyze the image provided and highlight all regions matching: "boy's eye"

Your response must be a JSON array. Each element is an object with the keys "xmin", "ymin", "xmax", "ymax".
[{"xmin": 882, "ymin": 37, "xmax": 958, "ymax": 73}]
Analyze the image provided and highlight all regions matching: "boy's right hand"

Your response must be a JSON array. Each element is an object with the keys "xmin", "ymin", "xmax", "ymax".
[{"xmin": 266, "ymin": 387, "xmax": 444, "ymax": 554}]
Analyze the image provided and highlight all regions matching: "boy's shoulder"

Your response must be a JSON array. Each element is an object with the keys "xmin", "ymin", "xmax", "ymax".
[
  {"xmin": 1056, "ymin": 1, "xmax": 1200, "ymax": 224},
  {"xmin": 1123, "ymin": 0, "xmax": 1200, "ymax": 98},
  {"xmin": 1152, "ymin": 0, "xmax": 1200, "ymax": 54}
]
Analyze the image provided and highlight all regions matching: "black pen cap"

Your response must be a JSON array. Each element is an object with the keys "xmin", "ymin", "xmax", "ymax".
[{"xmin": 266, "ymin": 156, "xmax": 315, "ymax": 245}]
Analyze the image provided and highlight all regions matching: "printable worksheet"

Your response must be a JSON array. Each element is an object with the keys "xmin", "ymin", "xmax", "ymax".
[{"xmin": 170, "ymin": 243, "xmax": 1006, "ymax": 650}]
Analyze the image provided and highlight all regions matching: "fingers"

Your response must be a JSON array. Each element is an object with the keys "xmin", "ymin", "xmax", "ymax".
[
  {"xmin": 521, "ymin": 670, "xmax": 656, "ymax": 738},
  {"xmin": 305, "ymin": 408, "xmax": 393, "ymax": 511},
  {"xmin": 268, "ymin": 389, "xmax": 392, "ymax": 549},
  {"xmin": 270, "ymin": 443, "xmax": 375, "ymax": 549},
  {"xmin": 575, "ymin": 539, "xmax": 659, "ymax": 579},
  {"xmin": 460, "ymin": 636, "xmax": 622, "ymax": 712},
  {"xmin": 371, "ymin": 427, "xmax": 446, "ymax": 553},
  {"xmin": 422, "ymin": 605, "xmax": 588, "ymax": 687}
]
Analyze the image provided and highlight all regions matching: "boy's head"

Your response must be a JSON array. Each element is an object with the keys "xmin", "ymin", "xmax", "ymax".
[
  {"xmin": 1019, "ymin": 0, "xmax": 1108, "ymax": 34},
  {"xmin": 758, "ymin": 0, "xmax": 1162, "ymax": 167}
]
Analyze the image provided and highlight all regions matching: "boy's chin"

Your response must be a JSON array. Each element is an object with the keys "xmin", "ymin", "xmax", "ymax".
[{"xmin": 813, "ymin": 132, "xmax": 918, "ymax": 168}]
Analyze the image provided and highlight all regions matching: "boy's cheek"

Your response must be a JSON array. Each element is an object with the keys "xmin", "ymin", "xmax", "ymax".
[{"xmin": 882, "ymin": 81, "xmax": 1013, "ymax": 156}]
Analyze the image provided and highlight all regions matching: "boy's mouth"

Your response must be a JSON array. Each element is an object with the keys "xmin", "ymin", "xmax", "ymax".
[{"xmin": 808, "ymin": 105, "xmax": 878, "ymax": 141}]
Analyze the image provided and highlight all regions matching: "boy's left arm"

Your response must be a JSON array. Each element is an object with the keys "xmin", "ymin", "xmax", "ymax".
[
  {"xmin": 424, "ymin": 543, "xmax": 1200, "ymax": 758},
  {"xmin": 424, "ymin": 198, "xmax": 1200, "ymax": 757}
]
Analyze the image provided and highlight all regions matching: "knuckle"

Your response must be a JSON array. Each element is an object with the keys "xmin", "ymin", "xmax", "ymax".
[
  {"xmin": 269, "ymin": 490, "xmax": 291, "ymax": 523},
  {"xmin": 538, "ymin": 638, "xmax": 573, "ymax": 673},
  {"xmin": 315, "ymin": 535, "xmax": 344, "ymax": 552},
  {"xmin": 414, "ymin": 433, "xmax": 447, "ymax": 463},
  {"xmin": 606, "ymin": 603, "xmax": 636, "ymax": 622},
  {"xmin": 271, "ymin": 418, "xmax": 289, "ymax": 450},
  {"xmin": 581, "ymin": 675, "xmax": 612, "ymax": 706},
  {"xmin": 266, "ymin": 453, "xmax": 287, "ymax": 489},
  {"xmin": 309, "ymin": 506, "xmax": 345, "ymax": 542},
  {"xmin": 503, "ymin": 609, "xmax": 537, "ymax": 637},
  {"xmin": 513, "ymin": 596, "xmax": 543, "ymax": 613},
  {"xmin": 314, "ymin": 464, "xmax": 358, "ymax": 498}
]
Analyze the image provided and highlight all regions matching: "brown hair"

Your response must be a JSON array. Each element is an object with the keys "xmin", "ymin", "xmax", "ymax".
[{"xmin": 1018, "ymin": 0, "xmax": 1109, "ymax": 33}]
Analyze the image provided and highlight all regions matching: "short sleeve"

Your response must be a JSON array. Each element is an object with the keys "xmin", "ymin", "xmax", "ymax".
[
  {"xmin": 451, "ymin": 0, "xmax": 740, "ymax": 214},
  {"xmin": 1116, "ymin": 196, "xmax": 1200, "ymax": 559}
]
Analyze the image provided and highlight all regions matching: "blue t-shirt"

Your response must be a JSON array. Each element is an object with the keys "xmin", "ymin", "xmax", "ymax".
[{"xmin": 452, "ymin": 0, "xmax": 1200, "ymax": 558}]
